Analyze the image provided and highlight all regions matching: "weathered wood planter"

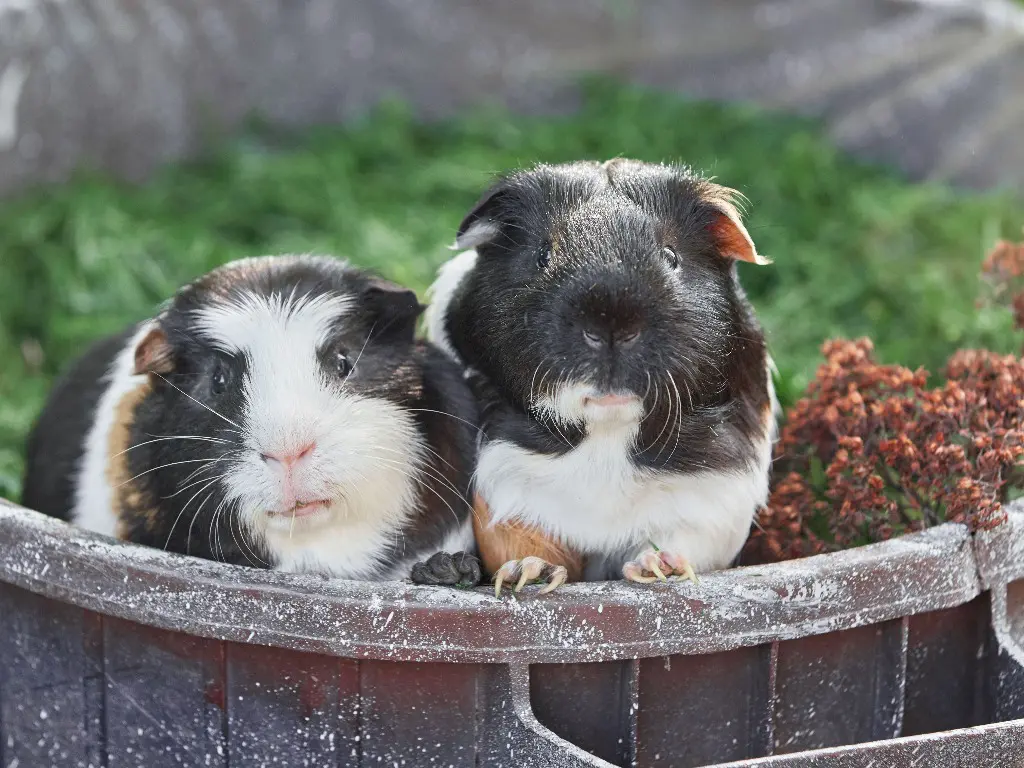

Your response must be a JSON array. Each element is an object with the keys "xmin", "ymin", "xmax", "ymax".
[
  {"xmin": 2, "ymin": 498, "xmax": 1024, "ymax": 767},
  {"xmin": 6, "ymin": 2, "xmax": 1024, "ymax": 765}
]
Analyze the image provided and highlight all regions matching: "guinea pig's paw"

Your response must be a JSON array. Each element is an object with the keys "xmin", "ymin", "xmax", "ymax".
[
  {"xmin": 410, "ymin": 551, "xmax": 483, "ymax": 589},
  {"xmin": 493, "ymin": 556, "xmax": 568, "ymax": 598},
  {"xmin": 623, "ymin": 549, "xmax": 699, "ymax": 585}
]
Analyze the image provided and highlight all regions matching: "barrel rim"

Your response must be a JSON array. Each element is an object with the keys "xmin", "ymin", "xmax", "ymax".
[{"xmin": 0, "ymin": 498, "xmax": 991, "ymax": 663}]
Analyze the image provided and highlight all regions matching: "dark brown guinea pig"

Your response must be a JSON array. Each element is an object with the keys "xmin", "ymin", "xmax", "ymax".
[
  {"xmin": 424, "ymin": 159, "xmax": 778, "ymax": 595},
  {"xmin": 22, "ymin": 254, "xmax": 481, "ymax": 586}
]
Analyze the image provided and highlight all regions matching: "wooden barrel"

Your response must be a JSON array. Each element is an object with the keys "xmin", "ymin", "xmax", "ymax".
[{"xmin": 2, "ymin": 498, "xmax": 1023, "ymax": 766}]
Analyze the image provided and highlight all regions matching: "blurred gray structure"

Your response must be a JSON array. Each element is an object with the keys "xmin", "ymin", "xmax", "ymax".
[{"xmin": 1, "ymin": 0, "xmax": 1022, "ymax": 199}]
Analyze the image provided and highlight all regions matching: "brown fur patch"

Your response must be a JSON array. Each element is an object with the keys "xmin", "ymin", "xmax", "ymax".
[
  {"xmin": 704, "ymin": 184, "xmax": 771, "ymax": 266},
  {"xmin": 471, "ymin": 492, "xmax": 585, "ymax": 581},
  {"xmin": 106, "ymin": 381, "xmax": 159, "ymax": 539}
]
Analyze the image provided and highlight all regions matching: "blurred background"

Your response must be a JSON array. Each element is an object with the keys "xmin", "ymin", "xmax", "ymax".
[{"xmin": 1, "ymin": 0, "xmax": 1023, "ymax": 499}]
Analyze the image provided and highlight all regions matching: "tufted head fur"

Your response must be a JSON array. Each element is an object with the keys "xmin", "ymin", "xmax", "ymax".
[{"xmin": 429, "ymin": 159, "xmax": 771, "ymax": 474}]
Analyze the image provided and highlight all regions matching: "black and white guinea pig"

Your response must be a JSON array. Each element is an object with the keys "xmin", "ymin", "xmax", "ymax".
[
  {"xmin": 424, "ymin": 159, "xmax": 779, "ymax": 594},
  {"xmin": 22, "ymin": 254, "xmax": 482, "ymax": 585}
]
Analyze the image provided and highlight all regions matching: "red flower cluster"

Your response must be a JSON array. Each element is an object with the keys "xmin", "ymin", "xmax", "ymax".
[
  {"xmin": 981, "ymin": 237, "xmax": 1024, "ymax": 336},
  {"xmin": 743, "ymin": 339, "xmax": 1024, "ymax": 564}
]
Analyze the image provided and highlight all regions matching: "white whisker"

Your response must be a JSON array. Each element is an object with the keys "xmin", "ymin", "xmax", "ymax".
[
  {"xmin": 403, "ymin": 408, "xmax": 485, "ymax": 439},
  {"xmin": 164, "ymin": 457, "xmax": 232, "ymax": 498},
  {"xmin": 186, "ymin": 491, "xmax": 217, "ymax": 556},
  {"xmin": 152, "ymin": 372, "xmax": 242, "ymax": 430},
  {"xmin": 163, "ymin": 476, "xmax": 222, "ymax": 552},
  {"xmin": 368, "ymin": 453, "xmax": 463, "ymax": 529},
  {"xmin": 667, "ymin": 374, "xmax": 686, "ymax": 463},
  {"xmin": 118, "ymin": 458, "xmax": 222, "ymax": 489},
  {"xmin": 113, "ymin": 435, "xmax": 233, "ymax": 458}
]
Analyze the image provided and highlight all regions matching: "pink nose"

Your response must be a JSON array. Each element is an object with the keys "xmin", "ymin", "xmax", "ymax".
[{"xmin": 261, "ymin": 442, "xmax": 316, "ymax": 468}]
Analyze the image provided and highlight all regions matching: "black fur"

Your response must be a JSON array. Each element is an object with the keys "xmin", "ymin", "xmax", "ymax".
[
  {"xmin": 410, "ymin": 550, "xmax": 482, "ymax": 588},
  {"xmin": 445, "ymin": 159, "xmax": 770, "ymax": 474},
  {"xmin": 22, "ymin": 327, "xmax": 137, "ymax": 518},
  {"xmin": 22, "ymin": 255, "xmax": 480, "ymax": 580}
]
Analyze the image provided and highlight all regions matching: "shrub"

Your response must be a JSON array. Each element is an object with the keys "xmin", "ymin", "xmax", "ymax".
[
  {"xmin": 980, "ymin": 237, "xmax": 1024, "ymax": 341},
  {"xmin": 2, "ymin": 83, "xmax": 1023, "ymax": 501},
  {"xmin": 745, "ymin": 239, "xmax": 1024, "ymax": 564}
]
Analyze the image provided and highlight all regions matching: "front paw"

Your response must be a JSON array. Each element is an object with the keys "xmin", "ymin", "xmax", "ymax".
[
  {"xmin": 493, "ymin": 556, "xmax": 568, "ymax": 598},
  {"xmin": 623, "ymin": 548, "xmax": 699, "ymax": 584},
  {"xmin": 410, "ymin": 551, "xmax": 482, "ymax": 588}
]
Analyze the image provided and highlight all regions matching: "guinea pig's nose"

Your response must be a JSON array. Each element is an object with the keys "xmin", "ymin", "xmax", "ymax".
[
  {"xmin": 617, "ymin": 328, "xmax": 641, "ymax": 349},
  {"xmin": 582, "ymin": 324, "xmax": 643, "ymax": 351},
  {"xmin": 582, "ymin": 328, "xmax": 608, "ymax": 350},
  {"xmin": 261, "ymin": 442, "xmax": 316, "ymax": 468}
]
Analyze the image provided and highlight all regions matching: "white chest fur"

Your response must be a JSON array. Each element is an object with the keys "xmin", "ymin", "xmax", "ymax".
[{"xmin": 474, "ymin": 404, "xmax": 775, "ymax": 578}]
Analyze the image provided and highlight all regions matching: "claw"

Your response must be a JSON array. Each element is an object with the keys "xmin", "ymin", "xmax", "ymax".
[
  {"xmin": 494, "ymin": 559, "xmax": 519, "ymax": 598},
  {"xmin": 682, "ymin": 562, "xmax": 699, "ymax": 584},
  {"xmin": 624, "ymin": 548, "xmax": 699, "ymax": 585},
  {"xmin": 515, "ymin": 556, "xmax": 547, "ymax": 592},
  {"xmin": 623, "ymin": 561, "xmax": 658, "ymax": 583},
  {"xmin": 538, "ymin": 565, "xmax": 568, "ymax": 594},
  {"xmin": 661, "ymin": 550, "xmax": 700, "ymax": 584},
  {"xmin": 640, "ymin": 551, "xmax": 668, "ymax": 581},
  {"xmin": 493, "ymin": 557, "xmax": 568, "ymax": 597}
]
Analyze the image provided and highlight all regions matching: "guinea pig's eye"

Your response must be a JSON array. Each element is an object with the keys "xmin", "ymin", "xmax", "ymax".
[
  {"xmin": 210, "ymin": 361, "xmax": 229, "ymax": 395},
  {"xmin": 536, "ymin": 245, "xmax": 552, "ymax": 270},
  {"xmin": 333, "ymin": 350, "xmax": 353, "ymax": 379},
  {"xmin": 662, "ymin": 246, "xmax": 680, "ymax": 270}
]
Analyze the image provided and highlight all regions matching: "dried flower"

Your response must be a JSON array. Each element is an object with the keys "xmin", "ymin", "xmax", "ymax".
[
  {"xmin": 981, "ymin": 236, "xmax": 1024, "ymax": 335},
  {"xmin": 743, "ymin": 339, "xmax": 1022, "ymax": 565}
]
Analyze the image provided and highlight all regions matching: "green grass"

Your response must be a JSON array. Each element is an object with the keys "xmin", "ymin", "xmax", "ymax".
[{"xmin": 1, "ymin": 80, "xmax": 1022, "ymax": 501}]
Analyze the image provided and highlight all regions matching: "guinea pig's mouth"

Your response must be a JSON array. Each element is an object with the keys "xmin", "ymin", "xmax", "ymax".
[
  {"xmin": 580, "ymin": 390, "xmax": 644, "ymax": 424},
  {"xmin": 267, "ymin": 498, "xmax": 332, "ymax": 520},
  {"xmin": 533, "ymin": 383, "xmax": 644, "ymax": 427},
  {"xmin": 582, "ymin": 394, "xmax": 637, "ymax": 408}
]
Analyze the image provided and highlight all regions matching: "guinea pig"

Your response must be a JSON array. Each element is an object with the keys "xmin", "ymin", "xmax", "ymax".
[
  {"xmin": 22, "ymin": 254, "xmax": 482, "ymax": 585},
  {"xmin": 424, "ymin": 159, "xmax": 779, "ymax": 595}
]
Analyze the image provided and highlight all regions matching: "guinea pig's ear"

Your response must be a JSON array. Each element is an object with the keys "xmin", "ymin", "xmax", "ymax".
[
  {"xmin": 703, "ymin": 185, "xmax": 771, "ymax": 266},
  {"xmin": 453, "ymin": 182, "xmax": 511, "ymax": 251},
  {"xmin": 363, "ymin": 278, "xmax": 424, "ymax": 344},
  {"xmin": 132, "ymin": 324, "xmax": 175, "ymax": 376}
]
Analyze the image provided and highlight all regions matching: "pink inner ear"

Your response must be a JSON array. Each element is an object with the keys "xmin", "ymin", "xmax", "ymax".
[
  {"xmin": 133, "ymin": 327, "xmax": 174, "ymax": 376},
  {"xmin": 709, "ymin": 214, "xmax": 765, "ymax": 265}
]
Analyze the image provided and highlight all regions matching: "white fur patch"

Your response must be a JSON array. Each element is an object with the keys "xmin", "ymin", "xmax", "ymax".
[
  {"xmin": 475, "ymin": 364, "xmax": 779, "ymax": 578},
  {"xmin": 453, "ymin": 222, "xmax": 499, "ymax": 251},
  {"xmin": 766, "ymin": 353, "xmax": 782, "ymax": 445},
  {"xmin": 194, "ymin": 291, "xmax": 428, "ymax": 579},
  {"xmin": 73, "ymin": 323, "xmax": 155, "ymax": 537},
  {"xmin": 193, "ymin": 291, "xmax": 352, "ymax": 355},
  {"xmin": 532, "ymin": 382, "xmax": 645, "ymax": 430},
  {"xmin": 423, "ymin": 248, "xmax": 478, "ymax": 361}
]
